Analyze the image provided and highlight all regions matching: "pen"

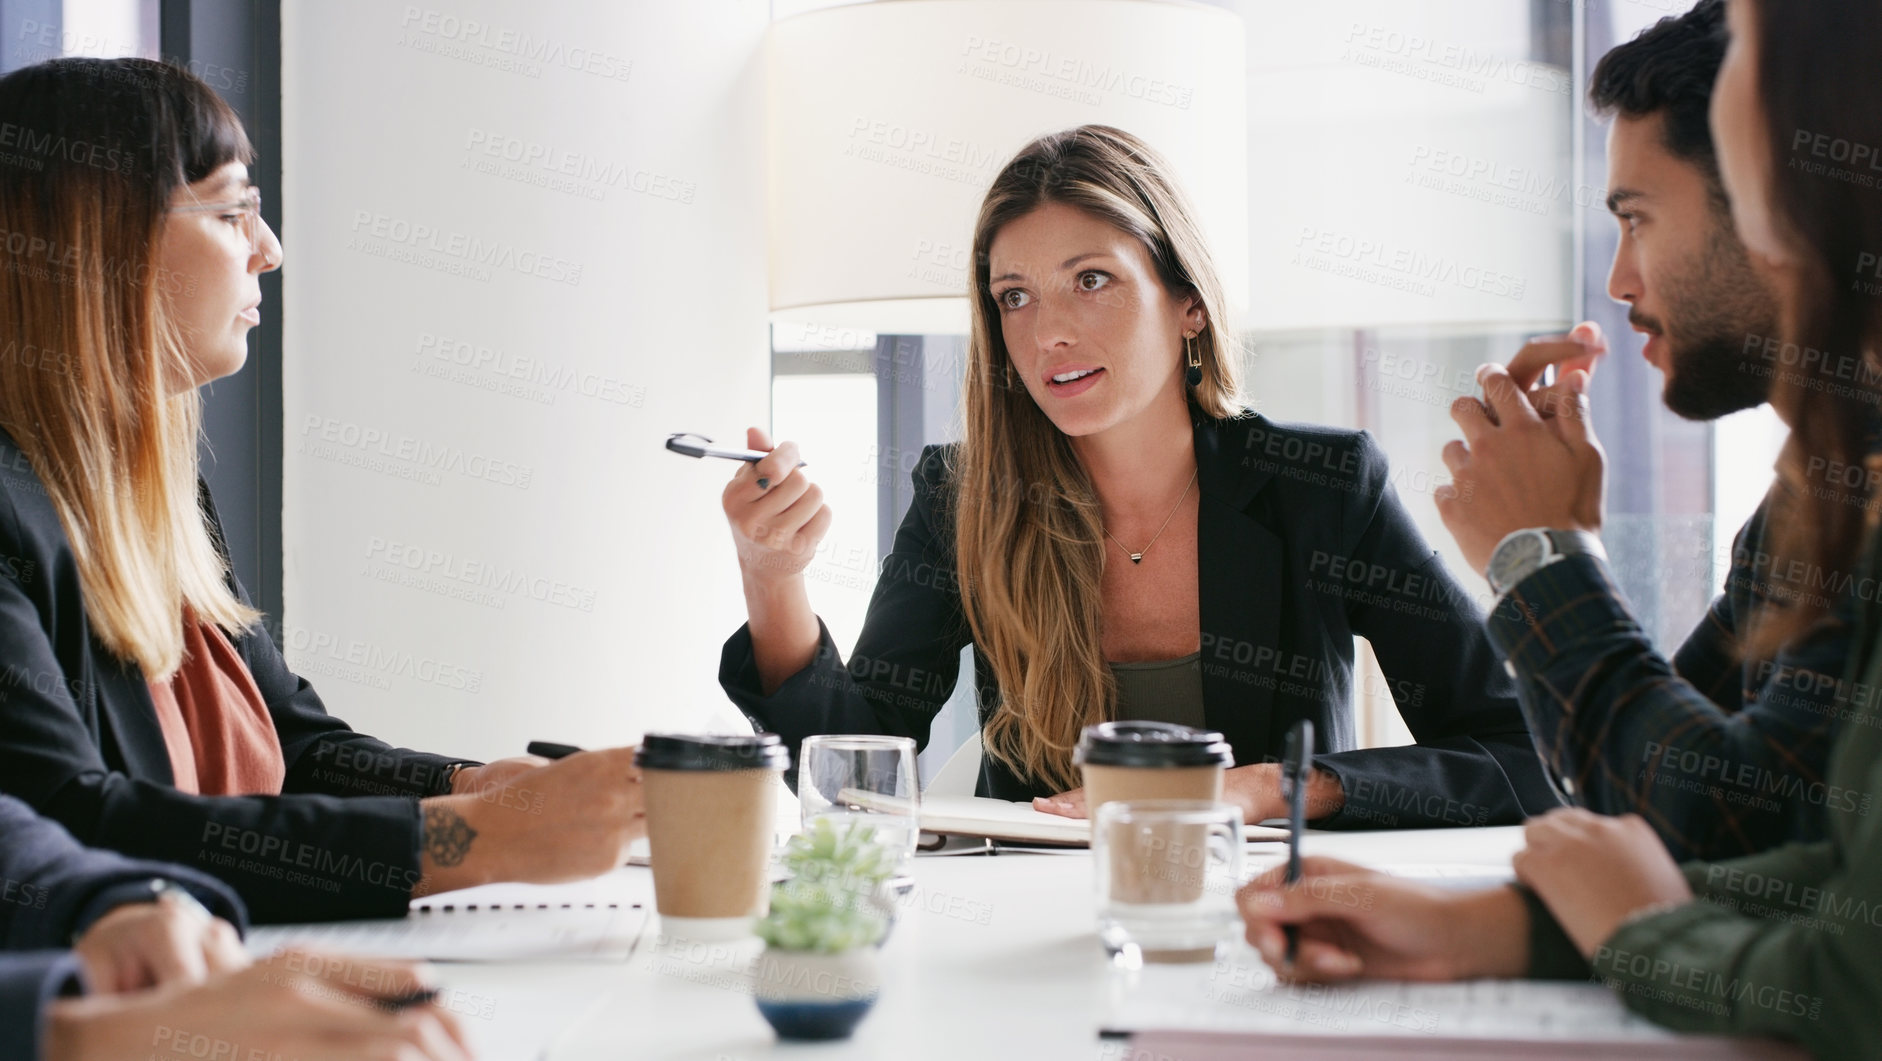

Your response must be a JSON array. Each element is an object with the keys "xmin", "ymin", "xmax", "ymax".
[
  {"xmin": 527, "ymin": 741, "xmax": 583, "ymax": 760},
  {"xmin": 379, "ymin": 987, "xmax": 440, "ymax": 1011},
  {"xmin": 665, "ymin": 432, "xmax": 807, "ymax": 467},
  {"xmin": 1281, "ymin": 719, "xmax": 1314, "ymax": 971}
]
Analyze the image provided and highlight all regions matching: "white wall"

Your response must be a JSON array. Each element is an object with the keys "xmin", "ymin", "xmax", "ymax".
[{"xmin": 281, "ymin": 0, "xmax": 771, "ymax": 760}]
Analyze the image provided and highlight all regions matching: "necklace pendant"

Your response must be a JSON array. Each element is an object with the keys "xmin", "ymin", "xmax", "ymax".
[{"xmin": 1129, "ymin": 553, "xmax": 1144, "ymax": 564}]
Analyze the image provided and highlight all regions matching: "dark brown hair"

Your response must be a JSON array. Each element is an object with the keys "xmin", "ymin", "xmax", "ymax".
[{"xmin": 1742, "ymin": 0, "xmax": 1882, "ymax": 656}]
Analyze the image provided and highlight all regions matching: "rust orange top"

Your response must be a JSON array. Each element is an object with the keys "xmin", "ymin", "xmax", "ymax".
[{"xmin": 147, "ymin": 619, "xmax": 286, "ymax": 796}]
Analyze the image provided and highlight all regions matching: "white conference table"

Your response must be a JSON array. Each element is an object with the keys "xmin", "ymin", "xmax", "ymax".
[{"xmin": 423, "ymin": 827, "xmax": 1533, "ymax": 1061}]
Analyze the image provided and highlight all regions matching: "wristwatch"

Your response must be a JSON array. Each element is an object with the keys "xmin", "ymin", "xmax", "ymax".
[{"xmin": 1486, "ymin": 528, "xmax": 1606, "ymax": 601}]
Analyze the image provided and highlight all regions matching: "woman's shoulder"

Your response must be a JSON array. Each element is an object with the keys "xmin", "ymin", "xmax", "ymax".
[
  {"xmin": 897, "ymin": 442, "xmax": 962, "ymax": 499},
  {"xmin": 1200, "ymin": 409, "xmax": 1387, "ymax": 488}
]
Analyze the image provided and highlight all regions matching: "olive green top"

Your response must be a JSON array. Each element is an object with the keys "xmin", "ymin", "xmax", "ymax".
[
  {"xmin": 1520, "ymin": 528, "xmax": 1882, "ymax": 1060},
  {"xmin": 1109, "ymin": 652, "xmax": 1206, "ymax": 730}
]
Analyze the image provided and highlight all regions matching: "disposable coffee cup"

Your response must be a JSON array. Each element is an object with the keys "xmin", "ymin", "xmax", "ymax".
[
  {"xmin": 1075, "ymin": 721, "xmax": 1232, "ymax": 816},
  {"xmin": 636, "ymin": 732, "xmax": 789, "ymax": 941}
]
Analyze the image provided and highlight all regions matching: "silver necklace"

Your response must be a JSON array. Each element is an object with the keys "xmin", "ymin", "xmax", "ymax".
[{"xmin": 1102, "ymin": 468, "xmax": 1198, "ymax": 565}]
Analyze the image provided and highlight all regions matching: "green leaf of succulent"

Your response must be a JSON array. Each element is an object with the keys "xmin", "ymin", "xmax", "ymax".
[{"xmin": 758, "ymin": 817, "xmax": 899, "ymax": 953}]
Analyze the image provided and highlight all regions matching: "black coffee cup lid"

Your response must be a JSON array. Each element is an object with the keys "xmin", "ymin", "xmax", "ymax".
[
  {"xmin": 635, "ymin": 732, "xmax": 790, "ymax": 772},
  {"xmin": 1073, "ymin": 721, "xmax": 1232, "ymax": 769}
]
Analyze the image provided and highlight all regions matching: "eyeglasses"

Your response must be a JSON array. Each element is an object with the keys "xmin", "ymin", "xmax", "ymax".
[{"xmin": 168, "ymin": 185, "xmax": 266, "ymax": 254}]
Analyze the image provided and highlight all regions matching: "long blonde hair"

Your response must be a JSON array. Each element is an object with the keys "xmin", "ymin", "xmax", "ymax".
[
  {"xmin": 956, "ymin": 125, "xmax": 1242, "ymax": 790},
  {"xmin": 0, "ymin": 58, "xmax": 259, "ymax": 679}
]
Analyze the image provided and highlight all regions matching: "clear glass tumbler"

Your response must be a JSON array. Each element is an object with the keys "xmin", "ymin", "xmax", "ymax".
[
  {"xmin": 797, "ymin": 735, "xmax": 920, "ymax": 874},
  {"xmin": 1091, "ymin": 799, "xmax": 1244, "ymax": 965}
]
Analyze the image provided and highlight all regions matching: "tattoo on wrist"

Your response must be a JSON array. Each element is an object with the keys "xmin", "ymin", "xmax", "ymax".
[{"xmin": 423, "ymin": 804, "xmax": 479, "ymax": 867}]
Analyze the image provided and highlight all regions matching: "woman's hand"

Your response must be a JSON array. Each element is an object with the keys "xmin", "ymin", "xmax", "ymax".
[
  {"xmin": 723, "ymin": 427, "xmax": 830, "ymax": 693},
  {"xmin": 414, "ymin": 747, "xmax": 645, "ymax": 896},
  {"xmin": 723, "ymin": 427, "xmax": 831, "ymax": 585},
  {"xmin": 1033, "ymin": 764, "xmax": 1344, "ymax": 824},
  {"xmin": 45, "ymin": 949, "xmax": 473, "ymax": 1061},
  {"xmin": 73, "ymin": 891, "xmax": 248, "ymax": 994},
  {"xmin": 1236, "ymin": 856, "xmax": 1530, "ymax": 983},
  {"xmin": 1511, "ymin": 808, "xmax": 1693, "ymax": 959}
]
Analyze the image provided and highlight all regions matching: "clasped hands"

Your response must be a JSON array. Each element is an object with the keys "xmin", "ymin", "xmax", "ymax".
[
  {"xmin": 58, "ymin": 896, "xmax": 471, "ymax": 1061},
  {"xmin": 1435, "ymin": 322, "xmax": 1610, "ymax": 574}
]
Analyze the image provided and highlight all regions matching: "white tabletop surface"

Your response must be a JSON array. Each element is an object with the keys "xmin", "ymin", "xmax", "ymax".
[{"xmin": 418, "ymin": 827, "xmax": 1536, "ymax": 1061}]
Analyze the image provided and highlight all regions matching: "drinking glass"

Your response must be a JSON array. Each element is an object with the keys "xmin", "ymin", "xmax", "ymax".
[
  {"xmin": 1091, "ymin": 799, "xmax": 1244, "ymax": 966},
  {"xmin": 797, "ymin": 735, "xmax": 920, "ymax": 873}
]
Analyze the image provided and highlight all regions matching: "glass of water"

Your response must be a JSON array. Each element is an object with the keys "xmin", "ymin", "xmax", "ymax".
[
  {"xmin": 1091, "ymin": 799, "xmax": 1244, "ymax": 966},
  {"xmin": 797, "ymin": 735, "xmax": 920, "ymax": 873}
]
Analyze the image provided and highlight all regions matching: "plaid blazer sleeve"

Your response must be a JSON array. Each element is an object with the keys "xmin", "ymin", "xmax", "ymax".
[{"xmin": 1484, "ymin": 530, "xmax": 1846, "ymax": 861}]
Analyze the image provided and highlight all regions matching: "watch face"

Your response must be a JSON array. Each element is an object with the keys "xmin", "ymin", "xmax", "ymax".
[{"xmin": 1490, "ymin": 531, "xmax": 1548, "ymax": 588}]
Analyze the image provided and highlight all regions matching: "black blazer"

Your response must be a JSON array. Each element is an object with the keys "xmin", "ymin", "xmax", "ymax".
[
  {"xmin": 721, "ymin": 410, "xmax": 1560, "ymax": 827},
  {"xmin": 0, "ymin": 431, "xmax": 477, "ymax": 923}
]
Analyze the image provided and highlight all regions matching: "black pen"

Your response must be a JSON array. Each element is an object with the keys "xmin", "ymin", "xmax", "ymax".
[
  {"xmin": 380, "ymin": 987, "xmax": 440, "ymax": 1011},
  {"xmin": 527, "ymin": 741, "xmax": 583, "ymax": 760},
  {"xmin": 1281, "ymin": 719, "xmax": 1314, "ymax": 970},
  {"xmin": 665, "ymin": 432, "xmax": 806, "ymax": 467}
]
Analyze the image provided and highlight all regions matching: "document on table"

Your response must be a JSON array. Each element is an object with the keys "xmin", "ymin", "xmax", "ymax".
[
  {"xmin": 1106, "ymin": 970, "xmax": 1806, "ymax": 1058},
  {"xmin": 850, "ymin": 792, "xmax": 1290, "ymax": 846},
  {"xmin": 246, "ymin": 878, "xmax": 650, "ymax": 962}
]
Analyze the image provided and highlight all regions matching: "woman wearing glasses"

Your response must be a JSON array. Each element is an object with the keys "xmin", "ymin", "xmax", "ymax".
[
  {"xmin": 0, "ymin": 58, "xmax": 644, "ymax": 929},
  {"xmin": 718, "ymin": 125, "xmax": 1558, "ymax": 828}
]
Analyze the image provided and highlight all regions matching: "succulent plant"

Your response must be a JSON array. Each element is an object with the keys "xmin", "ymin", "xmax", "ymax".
[{"xmin": 757, "ymin": 817, "xmax": 898, "ymax": 953}]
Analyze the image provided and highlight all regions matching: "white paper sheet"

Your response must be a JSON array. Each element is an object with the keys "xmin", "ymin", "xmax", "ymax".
[
  {"xmin": 1106, "ymin": 963, "xmax": 1684, "ymax": 1041},
  {"xmin": 246, "ymin": 874, "xmax": 653, "ymax": 962}
]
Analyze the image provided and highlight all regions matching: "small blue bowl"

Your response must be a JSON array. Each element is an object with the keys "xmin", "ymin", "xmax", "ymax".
[{"xmin": 756, "ymin": 995, "xmax": 879, "ymax": 1041}]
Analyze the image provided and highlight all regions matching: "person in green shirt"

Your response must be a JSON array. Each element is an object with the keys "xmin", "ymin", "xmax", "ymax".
[{"xmin": 1237, "ymin": 2, "xmax": 1882, "ymax": 1058}]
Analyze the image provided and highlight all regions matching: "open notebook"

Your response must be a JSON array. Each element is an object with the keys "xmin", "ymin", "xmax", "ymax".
[
  {"xmin": 246, "ymin": 877, "xmax": 649, "ymax": 962},
  {"xmin": 1108, "ymin": 970, "xmax": 1807, "ymax": 1059},
  {"xmin": 843, "ymin": 791, "xmax": 1289, "ymax": 846}
]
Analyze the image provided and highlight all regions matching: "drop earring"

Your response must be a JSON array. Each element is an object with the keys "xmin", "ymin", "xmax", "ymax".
[{"xmin": 1184, "ymin": 331, "xmax": 1203, "ymax": 388}]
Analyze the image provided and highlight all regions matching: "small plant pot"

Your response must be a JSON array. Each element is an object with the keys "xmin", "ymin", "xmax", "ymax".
[{"xmin": 751, "ymin": 945, "xmax": 880, "ymax": 1041}]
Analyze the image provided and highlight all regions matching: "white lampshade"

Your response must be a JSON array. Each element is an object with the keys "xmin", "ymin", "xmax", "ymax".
[{"xmin": 767, "ymin": 0, "xmax": 1248, "ymax": 336}]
